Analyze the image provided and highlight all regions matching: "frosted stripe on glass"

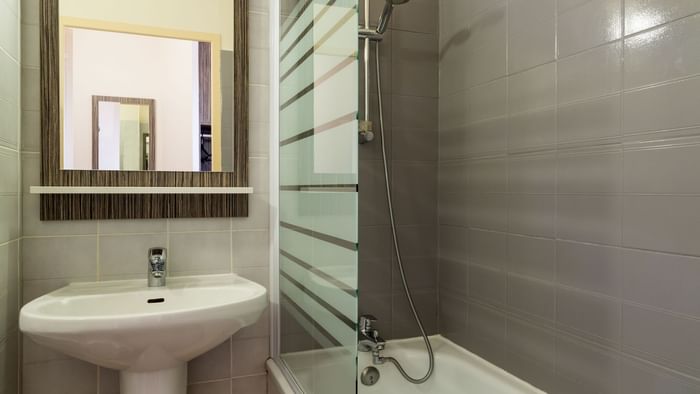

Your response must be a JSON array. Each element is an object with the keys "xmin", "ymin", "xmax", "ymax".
[
  {"xmin": 279, "ymin": 191, "xmax": 358, "ymax": 243},
  {"xmin": 281, "ymin": 256, "xmax": 356, "ymax": 321},
  {"xmin": 281, "ymin": 293, "xmax": 340, "ymax": 348},
  {"xmin": 281, "ymin": 276, "xmax": 357, "ymax": 347},
  {"xmin": 280, "ymin": 225, "xmax": 358, "ymax": 288}
]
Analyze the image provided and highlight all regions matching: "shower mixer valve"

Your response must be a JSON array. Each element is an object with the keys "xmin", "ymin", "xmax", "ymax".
[{"xmin": 358, "ymin": 315, "xmax": 387, "ymax": 364}]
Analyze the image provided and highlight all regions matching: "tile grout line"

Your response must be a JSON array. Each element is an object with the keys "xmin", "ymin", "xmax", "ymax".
[
  {"xmin": 552, "ymin": 0, "xmax": 560, "ymax": 377},
  {"xmin": 619, "ymin": 2, "xmax": 627, "ymax": 376}
]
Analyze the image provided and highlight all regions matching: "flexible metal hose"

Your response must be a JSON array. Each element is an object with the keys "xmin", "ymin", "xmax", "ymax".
[{"xmin": 374, "ymin": 43, "xmax": 435, "ymax": 384}]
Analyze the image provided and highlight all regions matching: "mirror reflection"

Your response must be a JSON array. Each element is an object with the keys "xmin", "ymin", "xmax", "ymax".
[
  {"xmin": 59, "ymin": 0, "xmax": 235, "ymax": 172},
  {"xmin": 93, "ymin": 97, "xmax": 153, "ymax": 171}
]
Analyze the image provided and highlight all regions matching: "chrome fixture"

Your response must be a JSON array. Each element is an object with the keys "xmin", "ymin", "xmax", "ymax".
[
  {"xmin": 356, "ymin": 0, "xmax": 435, "ymax": 383},
  {"xmin": 147, "ymin": 247, "xmax": 167, "ymax": 287},
  {"xmin": 358, "ymin": 28, "xmax": 384, "ymax": 41},
  {"xmin": 358, "ymin": 315, "xmax": 386, "ymax": 357},
  {"xmin": 358, "ymin": 0, "xmax": 411, "ymax": 145},
  {"xmin": 358, "ymin": 0, "xmax": 410, "ymax": 41},
  {"xmin": 360, "ymin": 366, "xmax": 381, "ymax": 386},
  {"xmin": 377, "ymin": 0, "xmax": 410, "ymax": 34},
  {"xmin": 359, "ymin": 120, "xmax": 375, "ymax": 144}
]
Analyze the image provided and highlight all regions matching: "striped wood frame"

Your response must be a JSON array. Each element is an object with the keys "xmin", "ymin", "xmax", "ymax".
[{"xmin": 40, "ymin": 0, "xmax": 249, "ymax": 220}]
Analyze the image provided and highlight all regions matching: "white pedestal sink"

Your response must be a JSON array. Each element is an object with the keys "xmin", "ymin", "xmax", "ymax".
[{"xmin": 19, "ymin": 274, "xmax": 268, "ymax": 394}]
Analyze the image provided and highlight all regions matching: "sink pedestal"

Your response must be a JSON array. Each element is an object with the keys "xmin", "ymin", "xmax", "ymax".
[{"xmin": 120, "ymin": 364, "xmax": 187, "ymax": 394}]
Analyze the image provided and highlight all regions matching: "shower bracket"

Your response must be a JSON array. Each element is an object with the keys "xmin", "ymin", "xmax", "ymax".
[{"xmin": 359, "ymin": 28, "xmax": 384, "ymax": 41}]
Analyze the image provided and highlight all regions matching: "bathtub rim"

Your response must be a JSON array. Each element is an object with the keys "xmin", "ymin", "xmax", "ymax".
[
  {"xmin": 268, "ymin": 335, "xmax": 546, "ymax": 394},
  {"xmin": 267, "ymin": 357, "xmax": 300, "ymax": 394}
]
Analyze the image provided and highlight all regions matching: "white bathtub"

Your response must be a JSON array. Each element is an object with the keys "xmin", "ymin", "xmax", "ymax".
[
  {"xmin": 268, "ymin": 335, "xmax": 545, "ymax": 394},
  {"xmin": 358, "ymin": 336, "xmax": 544, "ymax": 394}
]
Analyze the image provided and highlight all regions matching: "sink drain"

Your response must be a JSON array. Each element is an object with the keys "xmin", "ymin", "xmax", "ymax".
[{"xmin": 361, "ymin": 366, "xmax": 380, "ymax": 386}]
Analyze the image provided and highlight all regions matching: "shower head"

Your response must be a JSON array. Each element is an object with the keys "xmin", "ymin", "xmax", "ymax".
[{"xmin": 376, "ymin": 0, "xmax": 410, "ymax": 35}]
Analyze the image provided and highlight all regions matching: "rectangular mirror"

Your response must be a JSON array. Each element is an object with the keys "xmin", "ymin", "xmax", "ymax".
[
  {"xmin": 59, "ymin": 0, "xmax": 237, "ymax": 172},
  {"xmin": 39, "ymin": 0, "xmax": 249, "ymax": 220}
]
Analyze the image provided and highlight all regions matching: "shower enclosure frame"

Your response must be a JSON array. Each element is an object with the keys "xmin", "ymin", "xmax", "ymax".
[
  {"xmin": 268, "ymin": 0, "xmax": 305, "ymax": 391},
  {"xmin": 268, "ymin": 0, "xmax": 361, "ymax": 393}
]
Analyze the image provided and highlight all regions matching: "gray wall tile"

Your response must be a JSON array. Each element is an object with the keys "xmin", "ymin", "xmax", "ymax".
[
  {"xmin": 623, "ymin": 195, "xmax": 700, "ymax": 256},
  {"xmin": 622, "ymin": 249, "xmax": 700, "ymax": 317},
  {"xmin": 392, "ymin": 289, "xmax": 438, "ymax": 338},
  {"xmin": 508, "ymin": 63, "xmax": 556, "ymax": 114},
  {"xmin": 557, "ymin": 149, "xmax": 623, "ymax": 194},
  {"xmin": 507, "ymin": 108, "xmax": 557, "ymax": 151},
  {"xmin": 469, "ymin": 264, "xmax": 506, "ymax": 306},
  {"xmin": 439, "ymin": 0, "xmax": 700, "ymax": 390},
  {"xmin": 468, "ymin": 193, "xmax": 509, "ymax": 231},
  {"xmin": 506, "ymin": 317, "xmax": 555, "ymax": 367},
  {"xmin": 391, "ymin": 31, "xmax": 438, "ymax": 97},
  {"xmin": 557, "ymin": 0, "xmax": 622, "ymax": 58},
  {"xmin": 508, "ymin": 154, "xmax": 556, "ymax": 194},
  {"xmin": 625, "ymin": 0, "xmax": 700, "ymax": 35},
  {"xmin": 557, "ymin": 95, "xmax": 621, "ymax": 142},
  {"xmin": 558, "ymin": 42, "xmax": 622, "ymax": 104},
  {"xmin": 555, "ymin": 334, "xmax": 620, "ymax": 394},
  {"xmin": 557, "ymin": 195, "xmax": 622, "ymax": 245},
  {"xmin": 621, "ymin": 357, "xmax": 700, "ymax": 394},
  {"xmin": 556, "ymin": 240, "xmax": 622, "ymax": 297},
  {"xmin": 469, "ymin": 158, "xmax": 507, "ymax": 193},
  {"xmin": 622, "ymin": 304, "xmax": 700, "ymax": 373},
  {"xmin": 22, "ymin": 237, "xmax": 98, "ymax": 281},
  {"xmin": 508, "ymin": 195, "xmax": 556, "ymax": 238},
  {"xmin": 507, "ymin": 235, "xmax": 555, "ymax": 281},
  {"xmin": 508, "ymin": 0, "xmax": 555, "ymax": 73},
  {"xmin": 624, "ymin": 144, "xmax": 700, "ymax": 194},
  {"xmin": 556, "ymin": 287, "xmax": 621, "ymax": 345},
  {"xmin": 392, "ymin": 161, "xmax": 438, "ymax": 225},
  {"xmin": 469, "ymin": 229, "xmax": 507, "ymax": 269},
  {"xmin": 624, "ymin": 14, "xmax": 700, "ymax": 89},
  {"xmin": 507, "ymin": 275, "xmax": 555, "ymax": 322},
  {"xmin": 623, "ymin": 76, "xmax": 700, "ymax": 134}
]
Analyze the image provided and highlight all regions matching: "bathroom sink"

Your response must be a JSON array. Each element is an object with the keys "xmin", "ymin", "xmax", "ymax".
[{"xmin": 20, "ymin": 274, "xmax": 267, "ymax": 394}]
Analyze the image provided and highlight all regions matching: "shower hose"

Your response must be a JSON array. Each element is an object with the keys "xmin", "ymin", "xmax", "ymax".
[{"xmin": 373, "ymin": 42, "xmax": 435, "ymax": 385}]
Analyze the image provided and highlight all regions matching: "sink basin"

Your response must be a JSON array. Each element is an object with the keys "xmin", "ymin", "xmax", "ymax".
[{"xmin": 20, "ymin": 274, "xmax": 268, "ymax": 394}]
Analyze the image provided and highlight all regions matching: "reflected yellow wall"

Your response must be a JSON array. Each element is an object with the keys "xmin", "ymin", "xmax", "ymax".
[{"xmin": 59, "ymin": 0, "xmax": 234, "ymax": 50}]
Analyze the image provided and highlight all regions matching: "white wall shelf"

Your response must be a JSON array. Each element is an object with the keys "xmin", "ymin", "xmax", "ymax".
[{"xmin": 30, "ymin": 186, "xmax": 254, "ymax": 195}]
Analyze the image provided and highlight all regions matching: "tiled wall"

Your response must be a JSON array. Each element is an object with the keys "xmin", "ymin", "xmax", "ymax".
[
  {"xmin": 438, "ymin": 0, "xmax": 700, "ymax": 392},
  {"xmin": 0, "ymin": 0, "xmax": 22, "ymax": 392},
  {"xmin": 358, "ymin": 0, "xmax": 440, "ymax": 340},
  {"xmin": 19, "ymin": 0, "xmax": 271, "ymax": 393}
]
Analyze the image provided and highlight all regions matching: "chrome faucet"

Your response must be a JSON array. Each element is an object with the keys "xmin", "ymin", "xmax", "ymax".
[
  {"xmin": 147, "ymin": 247, "xmax": 167, "ymax": 287},
  {"xmin": 358, "ymin": 315, "xmax": 386, "ymax": 364}
]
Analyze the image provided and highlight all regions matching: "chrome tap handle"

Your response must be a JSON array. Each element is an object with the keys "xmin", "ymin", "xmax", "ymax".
[
  {"xmin": 359, "ymin": 315, "xmax": 378, "ymax": 334},
  {"xmin": 148, "ymin": 247, "xmax": 166, "ymax": 268},
  {"xmin": 147, "ymin": 247, "xmax": 167, "ymax": 286}
]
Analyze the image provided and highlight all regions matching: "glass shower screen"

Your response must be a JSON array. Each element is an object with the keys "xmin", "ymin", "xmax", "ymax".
[{"xmin": 277, "ymin": 0, "xmax": 359, "ymax": 393}]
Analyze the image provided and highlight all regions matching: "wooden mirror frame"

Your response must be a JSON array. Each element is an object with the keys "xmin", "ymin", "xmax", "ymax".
[{"xmin": 40, "ymin": 0, "xmax": 249, "ymax": 220}]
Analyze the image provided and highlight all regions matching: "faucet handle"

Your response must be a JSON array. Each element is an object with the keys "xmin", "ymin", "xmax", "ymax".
[
  {"xmin": 148, "ymin": 247, "xmax": 167, "ymax": 270},
  {"xmin": 359, "ymin": 315, "xmax": 378, "ymax": 332}
]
